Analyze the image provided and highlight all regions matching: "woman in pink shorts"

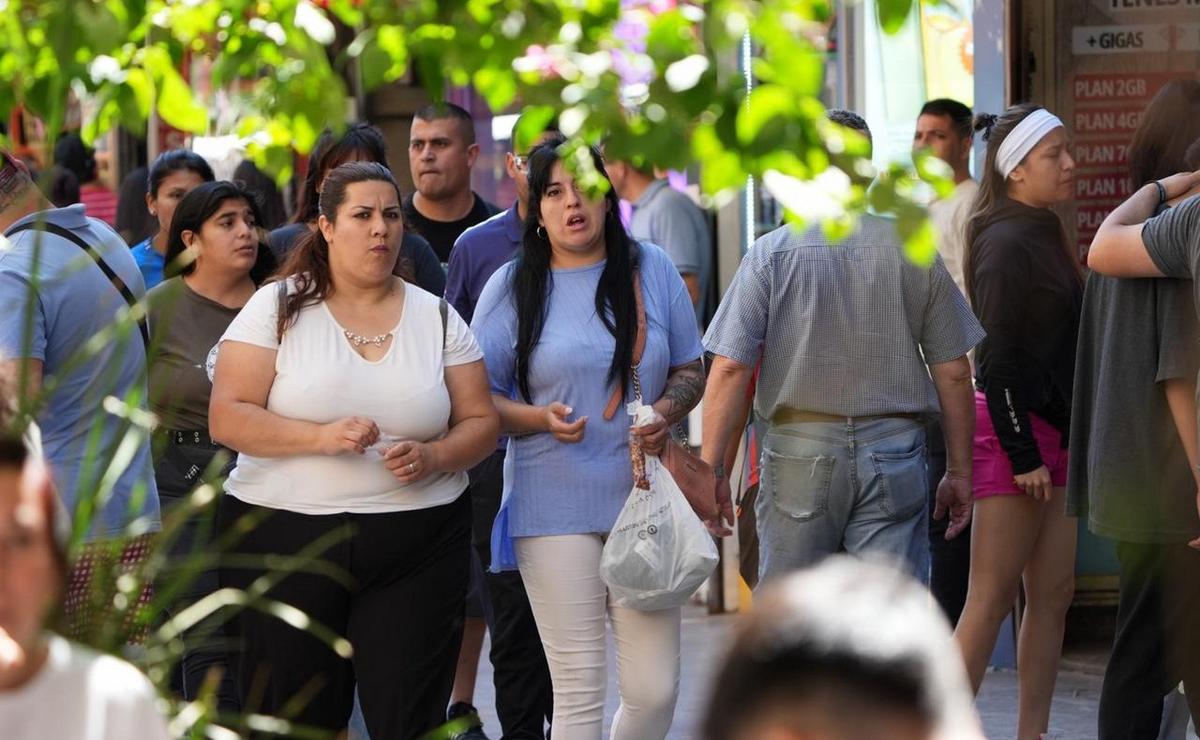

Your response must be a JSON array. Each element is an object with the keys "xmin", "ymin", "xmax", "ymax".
[{"xmin": 953, "ymin": 103, "xmax": 1083, "ymax": 740}]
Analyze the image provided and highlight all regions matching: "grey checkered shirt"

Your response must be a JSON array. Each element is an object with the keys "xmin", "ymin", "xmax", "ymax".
[{"xmin": 704, "ymin": 215, "xmax": 985, "ymax": 421}]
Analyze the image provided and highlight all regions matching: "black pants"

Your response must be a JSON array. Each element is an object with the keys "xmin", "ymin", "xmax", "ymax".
[
  {"xmin": 217, "ymin": 492, "xmax": 471, "ymax": 739},
  {"xmin": 925, "ymin": 417, "xmax": 971, "ymax": 627},
  {"xmin": 470, "ymin": 450, "xmax": 553, "ymax": 739},
  {"xmin": 1098, "ymin": 540, "xmax": 1200, "ymax": 739},
  {"xmin": 154, "ymin": 438, "xmax": 240, "ymax": 712}
]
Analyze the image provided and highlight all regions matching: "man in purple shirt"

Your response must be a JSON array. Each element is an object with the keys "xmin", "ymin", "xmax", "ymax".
[{"xmin": 444, "ymin": 113, "xmax": 558, "ymax": 739}]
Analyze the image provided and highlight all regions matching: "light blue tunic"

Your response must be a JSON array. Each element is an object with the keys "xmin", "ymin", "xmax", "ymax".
[{"xmin": 471, "ymin": 243, "xmax": 703, "ymax": 570}]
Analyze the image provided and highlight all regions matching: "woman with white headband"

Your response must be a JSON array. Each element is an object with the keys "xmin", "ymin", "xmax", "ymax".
[{"xmin": 953, "ymin": 103, "xmax": 1082, "ymax": 740}]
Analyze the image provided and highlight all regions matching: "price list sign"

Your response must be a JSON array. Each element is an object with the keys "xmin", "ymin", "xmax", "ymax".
[{"xmin": 1070, "ymin": 72, "xmax": 1177, "ymax": 252}]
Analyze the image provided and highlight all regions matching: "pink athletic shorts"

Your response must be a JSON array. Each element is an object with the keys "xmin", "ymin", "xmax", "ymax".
[{"xmin": 972, "ymin": 391, "xmax": 1069, "ymax": 498}]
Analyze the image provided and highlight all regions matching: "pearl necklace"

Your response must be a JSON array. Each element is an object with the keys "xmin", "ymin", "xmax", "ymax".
[{"xmin": 343, "ymin": 330, "xmax": 393, "ymax": 348}]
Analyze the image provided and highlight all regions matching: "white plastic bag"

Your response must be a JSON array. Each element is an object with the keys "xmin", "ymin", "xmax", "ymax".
[{"xmin": 600, "ymin": 404, "xmax": 719, "ymax": 611}]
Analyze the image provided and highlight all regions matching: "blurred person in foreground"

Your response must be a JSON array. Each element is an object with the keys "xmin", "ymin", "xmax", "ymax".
[
  {"xmin": 0, "ymin": 432, "xmax": 170, "ymax": 739},
  {"xmin": 702, "ymin": 557, "xmax": 984, "ymax": 740}
]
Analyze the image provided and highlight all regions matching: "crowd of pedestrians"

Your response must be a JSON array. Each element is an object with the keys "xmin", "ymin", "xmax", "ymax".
[{"xmin": 0, "ymin": 84, "xmax": 1199, "ymax": 740}]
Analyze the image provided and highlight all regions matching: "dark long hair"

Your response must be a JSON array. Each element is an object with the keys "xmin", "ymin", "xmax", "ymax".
[
  {"xmin": 512, "ymin": 137, "xmax": 640, "ymax": 404},
  {"xmin": 165, "ymin": 181, "xmax": 277, "ymax": 285},
  {"xmin": 275, "ymin": 161, "xmax": 403, "ymax": 340},
  {"xmin": 964, "ymin": 103, "xmax": 1080, "ymax": 307},
  {"xmin": 292, "ymin": 124, "xmax": 390, "ymax": 225},
  {"xmin": 1127, "ymin": 80, "xmax": 1200, "ymax": 188}
]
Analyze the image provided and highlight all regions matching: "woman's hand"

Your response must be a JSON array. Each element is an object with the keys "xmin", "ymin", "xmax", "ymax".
[
  {"xmin": 544, "ymin": 401, "xmax": 587, "ymax": 443},
  {"xmin": 1014, "ymin": 465, "xmax": 1053, "ymax": 502},
  {"xmin": 318, "ymin": 417, "xmax": 380, "ymax": 455},
  {"xmin": 631, "ymin": 409, "xmax": 670, "ymax": 456},
  {"xmin": 383, "ymin": 440, "xmax": 442, "ymax": 484}
]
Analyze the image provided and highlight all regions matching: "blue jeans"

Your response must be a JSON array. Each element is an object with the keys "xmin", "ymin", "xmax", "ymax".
[{"xmin": 755, "ymin": 416, "xmax": 930, "ymax": 586}]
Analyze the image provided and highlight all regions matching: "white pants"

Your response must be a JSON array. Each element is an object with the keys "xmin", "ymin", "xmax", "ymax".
[{"xmin": 514, "ymin": 534, "xmax": 681, "ymax": 740}]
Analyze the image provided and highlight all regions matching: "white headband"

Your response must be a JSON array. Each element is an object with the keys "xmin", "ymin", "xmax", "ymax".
[{"xmin": 994, "ymin": 109, "xmax": 1064, "ymax": 178}]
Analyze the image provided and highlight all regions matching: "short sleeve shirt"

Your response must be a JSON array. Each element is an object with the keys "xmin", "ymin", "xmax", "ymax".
[
  {"xmin": 1144, "ymin": 195, "xmax": 1200, "ymax": 285},
  {"xmin": 629, "ymin": 180, "xmax": 713, "ymax": 324},
  {"xmin": 704, "ymin": 216, "xmax": 984, "ymax": 421},
  {"xmin": 129, "ymin": 239, "xmax": 165, "ymax": 290},
  {"xmin": 1066, "ymin": 267, "xmax": 1200, "ymax": 543},
  {"xmin": 0, "ymin": 636, "xmax": 171, "ymax": 740},
  {"xmin": 444, "ymin": 205, "xmax": 522, "ymax": 324},
  {"xmin": 219, "ymin": 279, "xmax": 482, "ymax": 513},
  {"xmin": 0, "ymin": 206, "xmax": 158, "ymax": 539},
  {"xmin": 403, "ymin": 193, "xmax": 501, "ymax": 264},
  {"xmin": 928, "ymin": 179, "xmax": 978, "ymax": 297},
  {"xmin": 146, "ymin": 277, "xmax": 241, "ymax": 430},
  {"xmin": 471, "ymin": 243, "xmax": 703, "ymax": 537}
]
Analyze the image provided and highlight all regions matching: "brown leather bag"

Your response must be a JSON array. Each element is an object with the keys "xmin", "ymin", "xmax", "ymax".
[{"xmin": 603, "ymin": 273, "xmax": 718, "ymax": 521}]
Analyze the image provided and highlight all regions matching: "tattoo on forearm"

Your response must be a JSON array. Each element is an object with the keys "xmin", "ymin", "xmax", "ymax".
[{"xmin": 658, "ymin": 360, "xmax": 705, "ymax": 423}]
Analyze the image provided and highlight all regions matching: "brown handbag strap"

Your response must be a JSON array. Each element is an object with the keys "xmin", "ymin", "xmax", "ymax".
[{"xmin": 603, "ymin": 271, "xmax": 647, "ymax": 421}]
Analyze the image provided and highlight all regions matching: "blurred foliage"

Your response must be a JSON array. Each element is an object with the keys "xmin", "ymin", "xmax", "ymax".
[{"xmin": 0, "ymin": 0, "xmax": 944, "ymax": 260}]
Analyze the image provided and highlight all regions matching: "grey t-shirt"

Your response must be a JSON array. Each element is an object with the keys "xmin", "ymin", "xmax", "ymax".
[
  {"xmin": 1066, "ymin": 269, "xmax": 1200, "ymax": 543},
  {"xmin": 1144, "ymin": 195, "xmax": 1200, "ymax": 286},
  {"xmin": 147, "ymin": 277, "xmax": 241, "ymax": 431},
  {"xmin": 630, "ymin": 179, "xmax": 712, "ymax": 325},
  {"xmin": 704, "ymin": 216, "xmax": 984, "ymax": 420}
]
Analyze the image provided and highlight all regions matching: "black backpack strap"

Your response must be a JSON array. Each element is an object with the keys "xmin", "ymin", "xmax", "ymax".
[
  {"xmin": 439, "ymin": 298, "xmax": 449, "ymax": 349},
  {"xmin": 4, "ymin": 221, "xmax": 150, "ymax": 349}
]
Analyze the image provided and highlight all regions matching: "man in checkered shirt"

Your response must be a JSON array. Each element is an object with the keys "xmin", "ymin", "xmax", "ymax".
[{"xmin": 700, "ymin": 111, "xmax": 983, "ymax": 587}]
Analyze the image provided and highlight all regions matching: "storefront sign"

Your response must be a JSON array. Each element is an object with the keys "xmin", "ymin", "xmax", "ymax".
[
  {"xmin": 1107, "ymin": 0, "xmax": 1200, "ymax": 11},
  {"xmin": 1071, "ymin": 24, "xmax": 1171, "ymax": 54}
]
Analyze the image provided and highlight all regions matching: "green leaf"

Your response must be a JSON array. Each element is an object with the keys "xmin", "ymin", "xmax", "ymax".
[
  {"xmin": 913, "ymin": 150, "xmax": 956, "ymax": 199},
  {"xmin": 326, "ymin": 0, "xmax": 365, "ymax": 27},
  {"xmin": 356, "ymin": 25, "xmax": 409, "ymax": 91},
  {"xmin": 693, "ymin": 123, "xmax": 746, "ymax": 194},
  {"xmin": 736, "ymin": 85, "xmax": 796, "ymax": 146},
  {"xmin": 513, "ymin": 105, "xmax": 558, "ymax": 154},
  {"xmin": 473, "ymin": 67, "xmax": 517, "ymax": 111},
  {"xmin": 125, "ymin": 68, "xmax": 154, "ymax": 119},
  {"xmin": 144, "ymin": 46, "xmax": 207, "ymax": 133},
  {"xmin": 900, "ymin": 214, "xmax": 936, "ymax": 265},
  {"xmin": 646, "ymin": 9, "xmax": 697, "ymax": 61},
  {"xmin": 75, "ymin": 2, "xmax": 123, "ymax": 53},
  {"xmin": 876, "ymin": 0, "xmax": 915, "ymax": 34}
]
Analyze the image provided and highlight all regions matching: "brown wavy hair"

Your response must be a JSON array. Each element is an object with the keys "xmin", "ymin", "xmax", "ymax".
[{"xmin": 274, "ymin": 161, "xmax": 404, "ymax": 340}]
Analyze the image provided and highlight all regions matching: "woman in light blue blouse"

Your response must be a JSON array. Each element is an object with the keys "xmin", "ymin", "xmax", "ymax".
[{"xmin": 471, "ymin": 137, "xmax": 705, "ymax": 740}]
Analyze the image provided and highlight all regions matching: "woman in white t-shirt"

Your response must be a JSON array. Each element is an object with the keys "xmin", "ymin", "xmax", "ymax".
[
  {"xmin": 209, "ymin": 161, "xmax": 499, "ymax": 738},
  {"xmin": 0, "ymin": 437, "xmax": 170, "ymax": 740}
]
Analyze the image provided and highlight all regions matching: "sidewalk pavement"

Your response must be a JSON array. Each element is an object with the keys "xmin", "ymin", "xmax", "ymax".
[{"xmin": 471, "ymin": 605, "xmax": 1117, "ymax": 739}]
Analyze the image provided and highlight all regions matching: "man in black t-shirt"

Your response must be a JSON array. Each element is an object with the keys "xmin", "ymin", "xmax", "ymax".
[{"xmin": 404, "ymin": 103, "xmax": 500, "ymax": 264}]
